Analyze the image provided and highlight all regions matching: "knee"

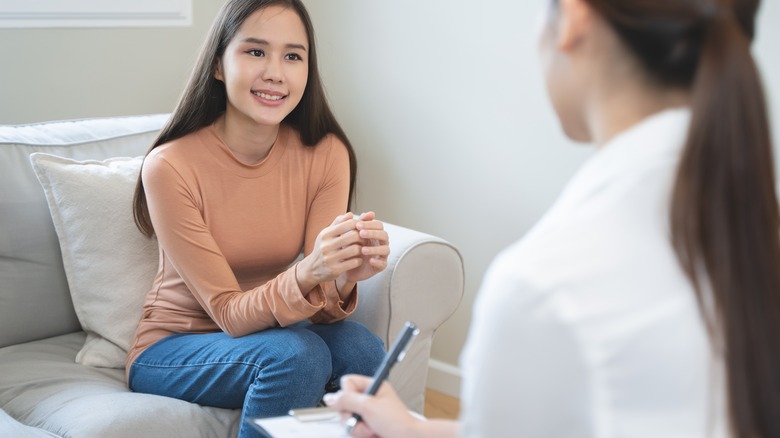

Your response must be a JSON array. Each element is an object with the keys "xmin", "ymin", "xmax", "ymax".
[
  {"xmin": 264, "ymin": 328, "xmax": 332, "ymax": 384},
  {"xmin": 345, "ymin": 321, "xmax": 385, "ymax": 353},
  {"xmin": 337, "ymin": 321, "xmax": 386, "ymax": 374}
]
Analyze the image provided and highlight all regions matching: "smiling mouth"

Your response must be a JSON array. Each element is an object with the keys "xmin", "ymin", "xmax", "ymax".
[{"xmin": 252, "ymin": 91, "xmax": 286, "ymax": 101}]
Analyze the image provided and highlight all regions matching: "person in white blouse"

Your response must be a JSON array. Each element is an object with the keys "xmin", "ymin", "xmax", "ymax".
[{"xmin": 325, "ymin": 0, "xmax": 780, "ymax": 437}]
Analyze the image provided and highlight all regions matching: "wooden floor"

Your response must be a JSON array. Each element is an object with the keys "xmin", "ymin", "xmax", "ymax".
[{"xmin": 424, "ymin": 388, "xmax": 460, "ymax": 420}]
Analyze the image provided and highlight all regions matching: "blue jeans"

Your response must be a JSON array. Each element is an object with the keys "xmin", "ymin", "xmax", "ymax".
[{"xmin": 128, "ymin": 320, "xmax": 385, "ymax": 438}]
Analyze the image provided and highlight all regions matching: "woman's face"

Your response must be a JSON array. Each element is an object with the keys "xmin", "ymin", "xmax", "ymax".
[
  {"xmin": 216, "ymin": 5, "xmax": 309, "ymax": 128},
  {"xmin": 537, "ymin": 0, "xmax": 591, "ymax": 142}
]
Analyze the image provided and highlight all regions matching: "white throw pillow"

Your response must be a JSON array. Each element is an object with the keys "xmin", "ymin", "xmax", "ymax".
[{"xmin": 30, "ymin": 153, "xmax": 158, "ymax": 369}]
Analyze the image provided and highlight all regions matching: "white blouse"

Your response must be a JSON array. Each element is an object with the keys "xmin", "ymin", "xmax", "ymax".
[{"xmin": 460, "ymin": 109, "xmax": 727, "ymax": 437}]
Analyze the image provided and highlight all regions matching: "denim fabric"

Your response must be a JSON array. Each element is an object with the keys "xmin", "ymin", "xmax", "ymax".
[{"xmin": 129, "ymin": 320, "xmax": 385, "ymax": 438}]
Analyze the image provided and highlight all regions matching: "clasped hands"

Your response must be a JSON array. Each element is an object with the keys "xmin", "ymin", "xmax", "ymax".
[{"xmin": 296, "ymin": 211, "xmax": 390, "ymax": 299}]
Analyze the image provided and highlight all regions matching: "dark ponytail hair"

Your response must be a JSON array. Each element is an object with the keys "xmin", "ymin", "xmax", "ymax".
[
  {"xmin": 133, "ymin": 0, "xmax": 356, "ymax": 238},
  {"xmin": 585, "ymin": 0, "xmax": 780, "ymax": 436}
]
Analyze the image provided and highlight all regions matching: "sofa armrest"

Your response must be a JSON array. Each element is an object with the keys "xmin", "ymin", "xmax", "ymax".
[{"xmin": 349, "ymin": 222, "xmax": 464, "ymax": 413}]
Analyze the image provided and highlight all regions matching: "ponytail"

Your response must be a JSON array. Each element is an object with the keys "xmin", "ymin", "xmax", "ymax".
[
  {"xmin": 583, "ymin": 0, "xmax": 780, "ymax": 434},
  {"xmin": 670, "ymin": 10, "xmax": 780, "ymax": 438}
]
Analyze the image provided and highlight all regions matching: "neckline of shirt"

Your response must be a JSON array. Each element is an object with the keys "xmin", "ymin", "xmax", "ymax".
[
  {"xmin": 206, "ymin": 123, "xmax": 290, "ymax": 178},
  {"xmin": 557, "ymin": 107, "xmax": 692, "ymax": 209}
]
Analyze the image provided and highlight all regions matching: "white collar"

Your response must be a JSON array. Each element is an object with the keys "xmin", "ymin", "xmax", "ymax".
[{"xmin": 555, "ymin": 108, "xmax": 691, "ymax": 209}]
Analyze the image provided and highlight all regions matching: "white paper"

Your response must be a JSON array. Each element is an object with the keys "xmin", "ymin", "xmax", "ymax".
[{"xmin": 249, "ymin": 414, "xmax": 348, "ymax": 438}]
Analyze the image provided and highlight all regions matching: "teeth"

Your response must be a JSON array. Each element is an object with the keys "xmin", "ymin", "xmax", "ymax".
[{"xmin": 253, "ymin": 91, "xmax": 284, "ymax": 101}]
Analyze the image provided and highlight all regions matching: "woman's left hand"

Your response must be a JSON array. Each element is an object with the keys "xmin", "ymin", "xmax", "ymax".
[{"xmin": 343, "ymin": 211, "xmax": 389, "ymax": 283}]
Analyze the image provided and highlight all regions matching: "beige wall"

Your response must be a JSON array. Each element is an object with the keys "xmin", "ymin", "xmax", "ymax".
[
  {"xmin": 0, "ymin": 1, "xmax": 226, "ymax": 124},
  {"xmin": 303, "ymin": 0, "xmax": 780, "ymax": 395}
]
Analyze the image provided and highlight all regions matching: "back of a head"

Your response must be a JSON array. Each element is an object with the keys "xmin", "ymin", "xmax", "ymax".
[{"xmin": 585, "ymin": 0, "xmax": 780, "ymax": 436}]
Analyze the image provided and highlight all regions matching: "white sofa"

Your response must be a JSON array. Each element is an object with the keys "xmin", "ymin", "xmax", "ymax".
[{"xmin": 0, "ymin": 114, "xmax": 464, "ymax": 437}]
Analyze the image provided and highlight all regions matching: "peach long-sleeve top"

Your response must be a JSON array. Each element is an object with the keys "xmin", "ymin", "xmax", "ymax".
[{"xmin": 125, "ymin": 123, "xmax": 356, "ymax": 376}]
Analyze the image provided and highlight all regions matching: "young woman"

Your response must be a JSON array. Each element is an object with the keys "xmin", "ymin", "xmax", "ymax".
[
  {"xmin": 126, "ymin": 1, "xmax": 388, "ymax": 436},
  {"xmin": 326, "ymin": 0, "xmax": 780, "ymax": 437}
]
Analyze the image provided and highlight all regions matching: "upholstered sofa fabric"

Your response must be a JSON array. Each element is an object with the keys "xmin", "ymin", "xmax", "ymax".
[
  {"xmin": 0, "ymin": 333, "xmax": 240, "ymax": 438},
  {"xmin": 0, "ymin": 115, "xmax": 168, "ymax": 348}
]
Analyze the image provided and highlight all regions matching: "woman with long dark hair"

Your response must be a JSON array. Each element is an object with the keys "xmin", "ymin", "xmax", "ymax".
[
  {"xmin": 326, "ymin": 0, "xmax": 780, "ymax": 436},
  {"xmin": 127, "ymin": 1, "xmax": 388, "ymax": 437}
]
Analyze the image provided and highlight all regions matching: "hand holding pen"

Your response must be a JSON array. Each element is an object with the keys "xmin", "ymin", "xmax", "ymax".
[{"xmin": 324, "ymin": 321, "xmax": 420, "ymax": 437}]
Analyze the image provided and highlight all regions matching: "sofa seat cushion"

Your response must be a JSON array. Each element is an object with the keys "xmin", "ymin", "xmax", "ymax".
[
  {"xmin": 0, "ymin": 409, "xmax": 59, "ymax": 437},
  {"xmin": 0, "ymin": 332, "xmax": 240, "ymax": 438}
]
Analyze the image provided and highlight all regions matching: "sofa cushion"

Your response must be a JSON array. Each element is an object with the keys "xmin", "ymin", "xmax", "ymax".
[
  {"xmin": 0, "ymin": 114, "xmax": 168, "ymax": 348},
  {"xmin": 0, "ymin": 333, "xmax": 240, "ymax": 437},
  {"xmin": 30, "ymin": 154, "xmax": 159, "ymax": 368},
  {"xmin": 0, "ymin": 409, "xmax": 59, "ymax": 438}
]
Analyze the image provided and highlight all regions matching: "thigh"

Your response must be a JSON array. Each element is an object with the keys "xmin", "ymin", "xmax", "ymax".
[
  {"xmin": 304, "ymin": 320, "xmax": 386, "ymax": 379},
  {"xmin": 128, "ymin": 328, "xmax": 329, "ymax": 409}
]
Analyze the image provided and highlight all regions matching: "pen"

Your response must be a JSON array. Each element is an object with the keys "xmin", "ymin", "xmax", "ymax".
[{"xmin": 345, "ymin": 321, "xmax": 419, "ymax": 435}]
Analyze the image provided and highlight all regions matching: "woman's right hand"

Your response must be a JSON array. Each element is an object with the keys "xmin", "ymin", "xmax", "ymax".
[
  {"xmin": 324, "ymin": 375, "xmax": 422, "ymax": 438},
  {"xmin": 295, "ymin": 213, "xmax": 365, "ymax": 294}
]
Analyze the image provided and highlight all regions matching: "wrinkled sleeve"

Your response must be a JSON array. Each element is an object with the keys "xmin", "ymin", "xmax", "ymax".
[
  {"xmin": 142, "ymin": 150, "xmax": 327, "ymax": 337},
  {"xmin": 302, "ymin": 136, "xmax": 358, "ymax": 324}
]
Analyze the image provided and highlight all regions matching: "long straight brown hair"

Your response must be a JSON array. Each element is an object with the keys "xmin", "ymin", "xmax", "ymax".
[
  {"xmin": 133, "ymin": 0, "xmax": 356, "ymax": 238},
  {"xmin": 583, "ymin": 0, "xmax": 780, "ymax": 436}
]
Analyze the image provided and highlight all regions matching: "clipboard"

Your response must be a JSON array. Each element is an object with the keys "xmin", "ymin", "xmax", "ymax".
[
  {"xmin": 248, "ymin": 321, "xmax": 420, "ymax": 437},
  {"xmin": 247, "ymin": 407, "xmax": 348, "ymax": 438}
]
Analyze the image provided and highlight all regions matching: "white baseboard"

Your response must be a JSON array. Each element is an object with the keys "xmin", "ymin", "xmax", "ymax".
[{"xmin": 426, "ymin": 359, "xmax": 462, "ymax": 398}]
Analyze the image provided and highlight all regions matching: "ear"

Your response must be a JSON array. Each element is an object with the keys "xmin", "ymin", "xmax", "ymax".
[
  {"xmin": 214, "ymin": 59, "xmax": 224, "ymax": 82},
  {"xmin": 557, "ymin": 0, "xmax": 595, "ymax": 52}
]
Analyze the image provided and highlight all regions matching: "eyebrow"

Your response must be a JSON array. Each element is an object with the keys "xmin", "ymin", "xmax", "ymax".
[{"xmin": 240, "ymin": 37, "xmax": 307, "ymax": 51}]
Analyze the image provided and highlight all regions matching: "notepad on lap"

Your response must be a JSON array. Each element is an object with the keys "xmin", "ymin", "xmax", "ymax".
[{"xmin": 248, "ymin": 407, "xmax": 347, "ymax": 438}]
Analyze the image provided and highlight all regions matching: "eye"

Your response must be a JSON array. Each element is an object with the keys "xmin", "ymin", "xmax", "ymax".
[
  {"xmin": 247, "ymin": 49, "xmax": 265, "ymax": 57},
  {"xmin": 285, "ymin": 53, "xmax": 303, "ymax": 61}
]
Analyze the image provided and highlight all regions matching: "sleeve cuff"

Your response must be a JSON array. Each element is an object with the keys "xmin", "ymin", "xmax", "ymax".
[
  {"xmin": 276, "ymin": 264, "xmax": 326, "ymax": 326},
  {"xmin": 310, "ymin": 283, "xmax": 358, "ymax": 323}
]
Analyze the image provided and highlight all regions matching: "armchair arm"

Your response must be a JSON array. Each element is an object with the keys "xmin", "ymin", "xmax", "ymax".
[{"xmin": 349, "ymin": 222, "xmax": 464, "ymax": 413}]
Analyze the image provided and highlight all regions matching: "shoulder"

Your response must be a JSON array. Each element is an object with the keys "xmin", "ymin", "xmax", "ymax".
[
  {"xmin": 461, "ymin": 244, "xmax": 591, "ymax": 436},
  {"xmin": 476, "ymin": 245, "xmax": 549, "ymax": 319},
  {"xmin": 466, "ymin": 251, "xmax": 584, "ymax": 359},
  {"xmin": 150, "ymin": 127, "xmax": 212, "ymax": 159},
  {"xmin": 142, "ymin": 127, "xmax": 212, "ymax": 179},
  {"xmin": 284, "ymin": 126, "xmax": 349, "ymax": 160},
  {"xmin": 482, "ymin": 239, "xmax": 551, "ymax": 296},
  {"xmin": 319, "ymin": 134, "xmax": 350, "ymax": 169},
  {"xmin": 283, "ymin": 127, "xmax": 351, "ymax": 179},
  {"xmin": 471, "ymin": 239, "xmax": 580, "ymax": 340}
]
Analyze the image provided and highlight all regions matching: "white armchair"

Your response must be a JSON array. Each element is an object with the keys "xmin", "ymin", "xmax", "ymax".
[{"xmin": 351, "ymin": 222, "xmax": 464, "ymax": 413}]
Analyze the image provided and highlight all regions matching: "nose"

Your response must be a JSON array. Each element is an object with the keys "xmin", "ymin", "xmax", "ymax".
[{"xmin": 262, "ymin": 56, "xmax": 283, "ymax": 83}]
